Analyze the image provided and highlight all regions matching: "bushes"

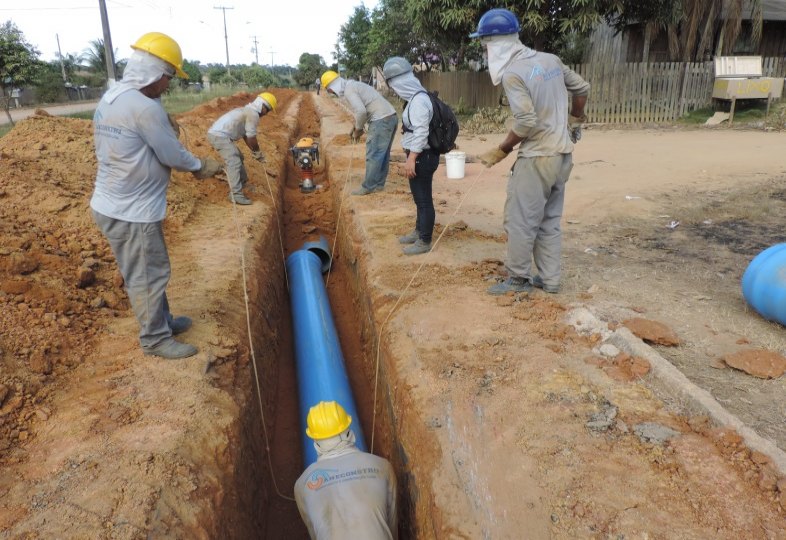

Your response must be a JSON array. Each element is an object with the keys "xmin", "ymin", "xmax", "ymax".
[{"xmin": 462, "ymin": 107, "xmax": 510, "ymax": 134}]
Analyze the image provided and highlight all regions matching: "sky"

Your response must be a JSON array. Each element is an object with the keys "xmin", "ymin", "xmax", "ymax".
[{"xmin": 2, "ymin": 0, "xmax": 379, "ymax": 68}]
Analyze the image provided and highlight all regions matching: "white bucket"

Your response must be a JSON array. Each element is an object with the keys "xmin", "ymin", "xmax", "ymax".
[{"xmin": 445, "ymin": 151, "xmax": 466, "ymax": 179}]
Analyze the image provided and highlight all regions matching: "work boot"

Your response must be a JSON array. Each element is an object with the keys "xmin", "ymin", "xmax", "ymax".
[
  {"xmin": 402, "ymin": 239, "xmax": 431, "ymax": 255},
  {"xmin": 143, "ymin": 338, "xmax": 198, "ymax": 359},
  {"xmin": 487, "ymin": 276, "xmax": 532, "ymax": 296},
  {"xmin": 229, "ymin": 193, "xmax": 252, "ymax": 205},
  {"xmin": 170, "ymin": 316, "xmax": 192, "ymax": 335},
  {"xmin": 351, "ymin": 186, "xmax": 382, "ymax": 196},
  {"xmin": 532, "ymin": 275, "xmax": 560, "ymax": 294},
  {"xmin": 398, "ymin": 230, "xmax": 419, "ymax": 244}
]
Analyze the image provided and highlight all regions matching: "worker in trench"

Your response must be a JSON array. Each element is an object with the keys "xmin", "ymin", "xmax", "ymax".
[
  {"xmin": 320, "ymin": 70, "xmax": 398, "ymax": 196},
  {"xmin": 295, "ymin": 401, "xmax": 398, "ymax": 539},
  {"xmin": 90, "ymin": 32, "xmax": 223, "ymax": 359},
  {"xmin": 206, "ymin": 92, "xmax": 277, "ymax": 205},
  {"xmin": 473, "ymin": 8, "xmax": 590, "ymax": 296}
]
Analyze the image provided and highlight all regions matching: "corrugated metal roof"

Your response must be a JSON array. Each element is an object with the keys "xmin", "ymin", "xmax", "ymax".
[{"xmin": 733, "ymin": 0, "xmax": 786, "ymax": 21}]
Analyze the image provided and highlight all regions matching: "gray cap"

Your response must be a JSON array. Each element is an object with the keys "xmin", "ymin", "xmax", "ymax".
[{"xmin": 383, "ymin": 56, "xmax": 413, "ymax": 81}]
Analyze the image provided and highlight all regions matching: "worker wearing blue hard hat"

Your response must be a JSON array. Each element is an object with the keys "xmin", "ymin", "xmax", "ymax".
[{"xmin": 472, "ymin": 8, "xmax": 591, "ymax": 296}]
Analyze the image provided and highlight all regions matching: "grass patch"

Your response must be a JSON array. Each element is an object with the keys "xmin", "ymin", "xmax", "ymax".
[
  {"xmin": 162, "ymin": 86, "xmax": 238, "ymax": 114},
  {"xmin": 679, "ymin": 101, "xmax": 771, "ymax": 125}
]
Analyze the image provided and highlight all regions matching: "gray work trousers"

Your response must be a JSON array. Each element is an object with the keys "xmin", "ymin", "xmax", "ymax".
[
  {"xmin": 504, "ymin": 154, "xmax": 573, "ymax": 288},
  {"xmin": 92, "ymin": 210, "xmax": 175, "ymax": 349},
  {"xmin": 207, "ymin": 133, "xmax": 248, "ymax": 196}
]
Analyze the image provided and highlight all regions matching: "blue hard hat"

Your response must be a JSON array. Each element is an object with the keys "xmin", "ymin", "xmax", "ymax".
[{"xmin": 469, "ymin": 8, "xmax": 520, "ymax": 38}]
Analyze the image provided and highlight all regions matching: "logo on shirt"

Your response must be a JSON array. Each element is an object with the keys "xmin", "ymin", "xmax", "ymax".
[
  {"xmin": 529, "ymin": 64, "xmax": 562, "ymax": 83},
  {"xmin": 305, "ymin": 466, "xmax": 382, "ymax": 490}
]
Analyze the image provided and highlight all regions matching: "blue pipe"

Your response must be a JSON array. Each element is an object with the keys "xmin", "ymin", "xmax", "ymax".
[{"xmin": 286, "ymin": 239, "xmax": 366, "ymax": 467}]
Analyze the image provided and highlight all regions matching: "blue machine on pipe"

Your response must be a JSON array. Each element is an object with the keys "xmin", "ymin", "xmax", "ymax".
[{"xmin": 286, "ymin": 237, "xmax": 366, "ymax": 467}]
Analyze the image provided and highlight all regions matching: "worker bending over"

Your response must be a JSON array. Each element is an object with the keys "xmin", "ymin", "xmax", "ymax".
[
  {"xmin": 321, "ymin": 71, "xmax": 398, "ymax": 196},
  {"xmin": 295, "ymin": 401, "xmax": 398, "ymax": 539},
  {"xmin": 207, "ymin": 92, "xmax": 277, "ymax": 205},
  {"xmin": 90, "ymin": 32, "xmax": 222, "ymax": 359}
]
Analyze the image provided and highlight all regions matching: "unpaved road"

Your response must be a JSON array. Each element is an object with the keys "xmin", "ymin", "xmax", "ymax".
[
  {"xmin": 0, "ymin": 92, "xmax": 785, "ymax": 538},
  {"xmin": 1, "ymin": 100, "xmax": 99, "ymax": 125}
]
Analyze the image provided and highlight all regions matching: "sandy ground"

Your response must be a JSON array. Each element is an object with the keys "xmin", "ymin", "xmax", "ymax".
[
  {"xmin": 318, "ymin": 102, "xmax": 786, "ymax": 537},
  {"xmin": 0, "ymin": 90, "xmax": 785, "ymax": 538}
]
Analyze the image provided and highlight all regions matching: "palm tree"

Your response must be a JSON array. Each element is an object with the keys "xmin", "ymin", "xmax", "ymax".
[{"xmin": 82, "ymin": 38, "xmax": 121, "ymax": 77}]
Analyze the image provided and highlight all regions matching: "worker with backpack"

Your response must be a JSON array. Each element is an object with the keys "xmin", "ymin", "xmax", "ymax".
[{"xmin": 383, "ymin": 56, "xmax": 459, "ymax": 256}]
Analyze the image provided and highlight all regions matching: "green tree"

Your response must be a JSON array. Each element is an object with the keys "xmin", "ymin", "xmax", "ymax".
[
  {"xmin": 335, "ymin": 5, "xmax": 372, "ymax": 78},
  {"xmin": 294, "ymin": 53, "xmax": 327, "ymax": 88},
  {"xmin": 82, "ymin": 38, "xmax": 122, "ymax": 79},
  {"xmin": 0, "ymin": 21, "xmax": 40, "ymax": 124},
  {"xmin": 205, "ymin": 64, "xmax": 227, "ymax": 85},
  {"xmin": 178, "ymin": 59, "xmax": 202, "ymax": 86},
  {"xmin": 365, "ymin": 0, "xmax": 441, "ymax": 69},
  {"xmin": 241, "ymin": 65, "xmax": 279, "ymax": 88},
  {"xmin": 34, "ymin": 62, "xmax": 67, "ymax": 103},
  {"xmin": 53, "ymin": 52, "xmax": 84, "ymax": 84}
]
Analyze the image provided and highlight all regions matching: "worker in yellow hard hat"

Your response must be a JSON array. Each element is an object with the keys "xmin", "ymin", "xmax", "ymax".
[
  {"xmin": 294, "ymin": 401, "xmax": 398, "ymax": 539},
  {"xmin": 90, "ymin": 32, "xmax": 222, "ymax": 360},
  {"xmin": 206, "ymin": 91, "xmax": 277, "ymax": 205},
  {"xmin": 320, "ymin": 69, "xmax": 398, "ymax": 197}
]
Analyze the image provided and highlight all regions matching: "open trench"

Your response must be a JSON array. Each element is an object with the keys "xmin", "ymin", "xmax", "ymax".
[{"xmin": 217, "ymin": 92, "xmax": 417, "ymax": 538}]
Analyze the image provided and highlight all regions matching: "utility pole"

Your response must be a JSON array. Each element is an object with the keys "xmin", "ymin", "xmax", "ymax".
[
  {"xmin": 98, "ymin": 0, "xmax": 117, "ymax": 84},
  {"xmin": 251, "ymin": 35, "xmax": 259, "ymax": 65},
  {"xmin": 269, "ymin": 49, "xmax": 276, "ymax": 68},
  {"xmin": 214, "ymin": 6, "xmax": 234, "ymax": 77},
  {"xmin": 55, "ymin": 34, "xmax": 67, "ymax": 84}
]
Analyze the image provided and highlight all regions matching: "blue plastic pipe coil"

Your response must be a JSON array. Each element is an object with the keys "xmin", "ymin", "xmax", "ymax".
[
  {"xmin": 741, "ymin": 243, "xmax": 786, "ymax": 326},
  {"xmin": 286, "ymin": 240, "xmax": 366, "ymax": 467}
]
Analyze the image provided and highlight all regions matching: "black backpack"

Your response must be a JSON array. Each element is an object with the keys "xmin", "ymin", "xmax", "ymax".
[{"xmin": 404, "ymin": 91, "xmax": 459, "ymax": 154}]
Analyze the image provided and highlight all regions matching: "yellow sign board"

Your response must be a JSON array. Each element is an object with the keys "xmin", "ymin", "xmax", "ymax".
[{"xmin": 712, "ymin": 78, "xmax": 784, "ymax": 100}]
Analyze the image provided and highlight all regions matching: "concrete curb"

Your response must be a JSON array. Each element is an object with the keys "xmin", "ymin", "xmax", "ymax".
[{"xmin": 567, "ymin": 306, "xmax": 786, "ymax": 477}]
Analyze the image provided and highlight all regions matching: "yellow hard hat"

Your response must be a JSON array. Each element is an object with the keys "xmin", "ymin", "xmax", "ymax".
[
  {"xmin": 259, "ymin": 92, "xmax": 277, "ymax": 112},
  {"xmin": 306, "ymin": 401, "xmax": 352, "ymax": 440},
  {"xmin": 131, "ymin": 32, "xmax": 188, "ymax": 79},
  {"xmin": 320, "ymin": 70, "xmax": 339, "ymax": 90}
]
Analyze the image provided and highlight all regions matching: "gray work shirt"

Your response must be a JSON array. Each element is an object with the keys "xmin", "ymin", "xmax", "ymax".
[
  {"xmin": 401, "ymin": 93, "xmax": 433, "ymax": 153},
  {"xmin": 207, "ymin": 105, "xmax": 260, "ymax": 140},
  {"xmin": 343, "ymin": 80, "xmax": 396, "ymax": 130},
  {"xmin": 502, "ymin": 52, "xmax": 590, "ymax": 158},
  {"xmin": 91, "ymin": 90, "xmax": 201, "ymax": 223},
  {"xmin": 295, "ymin": 449, "xmax": 398, "ymax": 540}
]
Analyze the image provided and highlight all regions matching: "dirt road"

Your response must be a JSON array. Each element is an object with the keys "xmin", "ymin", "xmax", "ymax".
[
  {"xmin": 0, "ymin": 93, "xmax": 784, "ymax": 538},
  {"xmin": 0, "ymin": 100, "xmax": 99, "ymax": 125}
]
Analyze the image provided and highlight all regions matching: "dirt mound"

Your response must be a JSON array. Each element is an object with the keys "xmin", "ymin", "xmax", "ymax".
[
  {"xmin": 0, "ymin": 89, "xmax": 299, "ymax": 460},
  {"xmin": 0, "ymin": 116, "xmax": 125, "ymax": 454}
]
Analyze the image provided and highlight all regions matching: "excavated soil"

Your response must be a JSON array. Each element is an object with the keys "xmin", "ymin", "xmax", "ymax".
[{"xmin": 1, "ymin": 89, "xmax": 786, "ymax": 539}]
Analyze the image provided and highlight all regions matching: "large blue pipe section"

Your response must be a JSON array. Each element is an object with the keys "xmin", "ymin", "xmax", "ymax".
[{"xmin": 286, "ymin": 238, "xmax": 366, "ymax": 467}]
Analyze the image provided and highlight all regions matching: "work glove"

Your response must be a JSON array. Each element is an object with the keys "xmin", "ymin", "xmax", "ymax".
[
  {"xmin": 350, "ymin": 128, "xmax": 364, "ymax": 144},
  {"xmin": 251, "ymin": 150, "xmax": 266, "ymax": 163},
  {"xmin": 167, "ymin": 113, "xmax": 181, "ymax": 138},
  {"xmin": 569, "ymin": 114, "xmax": 586, "ymax": 144},
  {"xmin": 193, "ymin": 158, "xmax": 222, "ymax": 179},
  {"xmin": 479, "ymin": 146, "xmax": 510, "ymax": 168}
]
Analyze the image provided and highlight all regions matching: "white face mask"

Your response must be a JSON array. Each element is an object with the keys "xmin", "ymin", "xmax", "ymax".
[{"xmin": 483, "ymin": 34, "xmax": 533, "ymax": 86}]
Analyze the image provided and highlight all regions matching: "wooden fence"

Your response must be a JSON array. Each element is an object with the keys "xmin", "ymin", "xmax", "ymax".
[{"xmin": 416, "ymin": 58, "xmax": 786, "ymax": 124}]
